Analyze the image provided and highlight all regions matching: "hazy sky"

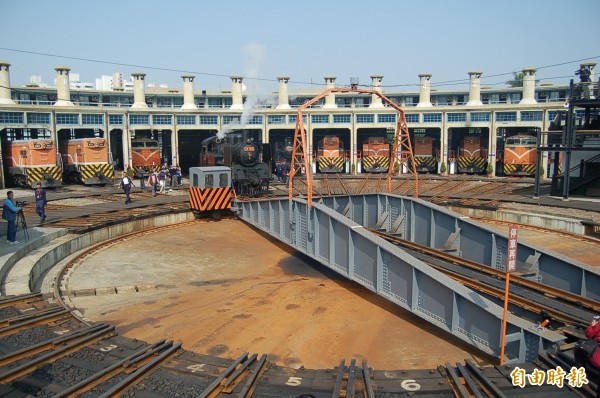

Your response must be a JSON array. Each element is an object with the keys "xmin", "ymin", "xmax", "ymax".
[{"xmin": 1, "ymin": 0, "xmax": 599, "ymax": 92}]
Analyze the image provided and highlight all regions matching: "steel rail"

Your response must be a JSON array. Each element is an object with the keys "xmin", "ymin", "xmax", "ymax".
[
  {"xmin": 361, "ymin": 361, "xmax": 375, "ymax": 398},
  {"xmin": 0, "ymin": 292, "xmax": 43, "ymax": 309},
  {"xmin": 0, "ymin": 305, "xmax": 65, "ymax": 327},
  {"xmin": 235, "ymin": 354, "xmax": 267, "ymax": 398},
  {"xmin": 471, "ymin": 216, "xmax": 600, "ymax": 244},
  {"xmin": 0, "ymin": 308, "xmax": 71, "ymax": 338},
  {"xmin": 369, "ymin": 229, "xmax": 600, "ymax": 313},
  {"xmin": 0, "ymin": 323, "xmax": 110, "ymax": 367},
  {"xmin": 196, "ymin": 352, "xmax": 249, "ymax": 398},
  {"xmin": 97, "ymin": 340, "xmax": 182, "ymax": 398},
  {"xmin": 438, "ymin": 265, "xmax": 588, "ymax": 328},
  {"xmin": 54, "ymin": 339, "xmax": 170, "ymax": 398},
  {"xmin": 0, "ymin": 324, "xmax": 115, "ymax": 383},
  {"xmin": 443, "ymin": 363, "xmax": 471, "ymax": 398}
]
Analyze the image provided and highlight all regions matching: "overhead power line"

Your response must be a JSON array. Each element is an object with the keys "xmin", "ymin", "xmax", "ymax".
[{"xmin": 0, "ymin": 47, "xmax": 598, "ymax": 88}]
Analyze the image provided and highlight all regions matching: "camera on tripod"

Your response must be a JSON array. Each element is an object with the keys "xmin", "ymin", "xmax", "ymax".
[{"xmin": 15, "ymin": 200, "xmax": 27, "ymax": 207}]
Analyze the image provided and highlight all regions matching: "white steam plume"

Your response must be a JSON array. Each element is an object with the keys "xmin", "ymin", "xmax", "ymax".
[{"xmin": 216, "ymin": 42, "xmax": 276, "ymax": 139}]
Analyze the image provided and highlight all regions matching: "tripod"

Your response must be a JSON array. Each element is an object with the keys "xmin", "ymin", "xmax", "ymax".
[{"xmin": 16, "ymin": 210, "xmax": 29, "ymax": 243}]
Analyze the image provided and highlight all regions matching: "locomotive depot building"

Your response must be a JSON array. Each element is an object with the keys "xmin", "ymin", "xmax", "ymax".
[{"xmin": 0, "ymin": 61, "xmax": 599, "ymax": 189}]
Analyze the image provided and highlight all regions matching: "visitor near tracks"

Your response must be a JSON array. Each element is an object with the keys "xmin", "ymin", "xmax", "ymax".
[
  {"xmin": 119, "ymin": 172, "xmax": 135, "ymax": 204},
  {"xmin": 2, "ymin": 191, "xmax": 22, "ymax": 244},
  {"xmin": 35, "ymin": 182, "xmax": 47, "ymax": 223}
]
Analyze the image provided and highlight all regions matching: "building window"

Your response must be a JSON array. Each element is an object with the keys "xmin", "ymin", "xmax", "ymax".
[
  {"xmin": 311, "ymin": 115, "xmax": 330, "ymax": 124},
  {"xmin": 57, "ymin": 113, "xmax": 80, "ymax": 125},
  {"xmin": 0, "ymin": 112, "xmax": 24, "ymax": 124},
  {"xmin": 378, "ymin": 114, "xmax": 396, "ymax": 123},
  {"xmin": 152, "ymin": 115, "xmax": 172, "ymax": 125},
  {"xmin": 423, "ymin": 113, "xmax": 442, "ymax": 123},
  {"xmin": 177, "ymin": 115, "xmax": 196, "ymax": 125},
  {"xmin": 268, "ymin": 115, "xmax": 285, "ymax": 124},
  {"xmin": 356, "ymin": 114, "xmax": 374, "ymax": 123},
  {"xmin": 288, "ymin": 115, "xmax": 307, "ymax": 124},
  {"xmin": 333, "ymin": 114, "xmax": 351, "ymax": 124},
  {"xmin": 405, "ymin": 114, "xmax": 419, "ymax": 123},
  {"xmin": 208, "ymin": 97, "xmax": 232, "ymax": 108},
  {"xmin": 109, "ymin": 114, "xmax": 124, "ymax": 125},
  {"xmin": 129, "ymin": 114, "xmax": 149, "ymax": 125},
  {"xmin": 82, "ymin": 114, "xmax": 104, "ymax": 125},
  {"xmin": 223, "ymin": 115, "xmax": 241, "ymax": 125},
  {"xmin": 496, "ymin": 112, "xmax": 517, "ymax": 122},
  {"xmin": 200, "ymin": 115, "xmax": 218, "ymax": 125},
  {"xmin": 470, "ymin": 112, "xmax": 490, "ymax": 122},
  {"xmin": 26, "ymin": 113, "xmax": 51, "ymax": 124},
  {"xmin": 520, "ymin": 111, "xmax": 543, "ymax": 122},
  {"xmin": 248, "ymin": 115, "xmax": 263, "ymax": 125},
  {"xmin": 447, "ymin": 113, "xmax": 466, "ymax": 122}
]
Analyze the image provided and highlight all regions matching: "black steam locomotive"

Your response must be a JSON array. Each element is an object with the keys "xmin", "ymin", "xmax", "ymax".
[{"xmin": 199, "ymin": 131, "xmax": 271, "ymax": 196}]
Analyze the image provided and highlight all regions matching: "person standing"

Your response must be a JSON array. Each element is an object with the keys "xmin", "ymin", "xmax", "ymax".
[
  {"xmin": 148, "ymin": 171, "xmax": 158, "ymax": 197},
  {"xmin": 34, "ymin": 182, "xmax": 47, "ymax": 223},
  {"xmin": 2, "ymin": 191, "xmax": 22, "ymax": 244},
  {"xmin": 119, "ymin": 172, "xmax": 135, "ymax": 204},
  {"xmin": 136, "ymin": 166, "xmax": 146, "ymax": 189},
  {"xmin": 158, "ymin": 169, "xmax": 166, "ymax": 194}
]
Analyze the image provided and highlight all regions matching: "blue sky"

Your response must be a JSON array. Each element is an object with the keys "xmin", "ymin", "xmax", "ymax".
[{"xmin": 1, "ymin": 0, "xmax": 599, "ymax": 92}]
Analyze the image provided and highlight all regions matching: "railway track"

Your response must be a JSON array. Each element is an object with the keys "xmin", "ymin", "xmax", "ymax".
[
  {"xmin": 0, "ymin": 180, "xmax": 596, "ymax": 396},
  {"xmin": 0, "ymin": 298, "xmax": 590, "ymax": 398},
  {"xmin": 369, "ymin": 229, "xmax": 599, "ymax": 333}
]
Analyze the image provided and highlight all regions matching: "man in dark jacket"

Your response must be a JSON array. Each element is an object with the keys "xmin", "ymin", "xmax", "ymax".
[
  {"xmin": 119, "ymin": 172, "xmax": 135, "ymax": 204},
  {"xmin": 2, "ymin": 191, "xmax": 22, "ymax": 244},
  {"xmin": 35, "ymin": 182, "xmax": 47, "ymax": 223}
]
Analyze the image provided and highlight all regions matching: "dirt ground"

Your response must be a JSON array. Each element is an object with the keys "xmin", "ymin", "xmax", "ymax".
[{"xmin": 69, "ymin": 219, "xmax": 497, "ymax": 370}]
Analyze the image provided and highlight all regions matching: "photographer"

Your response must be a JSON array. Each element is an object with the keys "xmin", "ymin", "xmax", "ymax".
[{"xmin": 2, "ymin": 191, "xmax": 22, "ymax": 245}]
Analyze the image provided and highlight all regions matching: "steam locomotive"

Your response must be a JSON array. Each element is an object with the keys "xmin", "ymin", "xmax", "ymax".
[{"xmin": 199, "ymin": 131, "xmax": 270, "ymax": 196}]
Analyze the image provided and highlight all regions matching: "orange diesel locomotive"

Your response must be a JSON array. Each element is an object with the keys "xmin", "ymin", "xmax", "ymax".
[
  {"xmin": 413, "ymin": 136, "xmax": 437, "ymax": 173},
  {"xmin": 457, "ymin": 136, "xmax": 488, "ymax": 174},
  {"xmin": 2, "ymin": 139, "xmax": 62, "ymax": 188},
  {"xmin": 60, "ymin": 138, "xmax": 114, "ymax": 185},
  {"xmin": 316, "ymin": 136, "xmax": 345, "ymax": 173},
  {"xmin": 503, "ymin": 134, "xmax": 537, "ymax": 176},
  {"xmin": 131, "ymin": 138, "xmax": 161, "ymax": 171},
  {"xmin": 361, "ymin": 137, "xmax": 390, "ymax": 173}
]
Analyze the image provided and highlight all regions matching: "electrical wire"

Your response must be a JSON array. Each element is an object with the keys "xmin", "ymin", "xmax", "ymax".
[{"xmin": 0, "ymin": 47, "xmax": 598, "ymax": 89}]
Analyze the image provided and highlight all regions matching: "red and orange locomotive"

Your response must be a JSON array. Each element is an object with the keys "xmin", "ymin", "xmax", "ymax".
[
  {"xmin": 316, "ymin": 136, "xmax": 345, "ymax": 173},
  {"xmin": 361, "ymin": 137, "xmax": 390, "ymax": 173},
  {"xmin": 131, "ymin": 137, "xmax": 161, "ymax": 171},
  {"xmin": 60, "ymin": 138, "xmax": 114, "ymax": 185},
  {"xmin": 503, "ymin": 134, "xmax": 537, "ymax": 176},
  {"xmin": 2, "ymin": 139, "xmax": 62, "ymax": 188}
]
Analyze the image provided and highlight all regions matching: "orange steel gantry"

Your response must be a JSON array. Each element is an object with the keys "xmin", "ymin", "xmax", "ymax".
[{"xmin": 288, "ymin": 87, "xmax": 419, "ymax": 207}]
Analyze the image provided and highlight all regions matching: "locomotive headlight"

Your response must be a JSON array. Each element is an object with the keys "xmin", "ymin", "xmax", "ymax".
[{"xmin": 33, "ymin": 143, "xmax": 42, "ymax": 148}]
